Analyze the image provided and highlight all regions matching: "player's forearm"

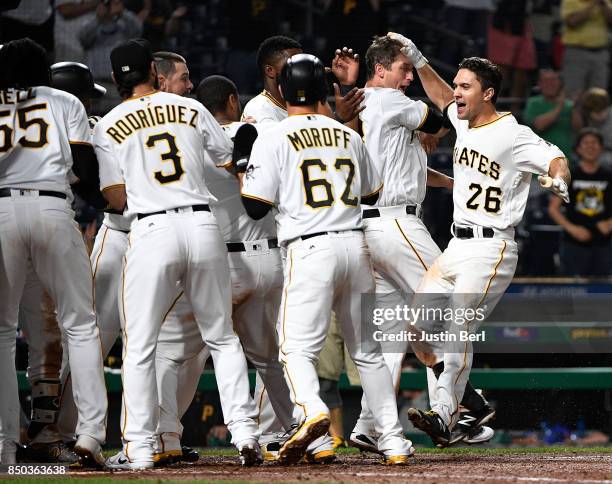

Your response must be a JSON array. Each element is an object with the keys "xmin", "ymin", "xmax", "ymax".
[
  {"xmin": 102, "ymin": 186, "xmax": 127, "ymax": 212},
  {"xmin": 416, "ymin": 64, "xmax": 454, "ymax": 112},
  {"xmin": 426, "ymin": 167, "xmax": 453, "ymax": 189},
  {"xmin": 548, "ymin": 156, "xmax": 571, "ymax": 185}
]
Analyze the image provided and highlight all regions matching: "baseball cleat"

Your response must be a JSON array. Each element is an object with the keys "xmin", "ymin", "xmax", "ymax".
[
  {"xmin": 303, "ymin": 435, "xmax": 336, "ymax": 464},
  {"xmin": 261, "ymin": 439, "xmax": 282, "ymax": 461},
  {"xmin": 237, "ymin": 440, "xmax": 263, "ymax": 467},
  {"xmin": 407, "ymin": 408, "xmax": 450, "ymax": 447},
  {"xmin": 73, "ymin": 435, "xmax": 105, "ymax": 468},
  {"xmin": 105, "ymin": 450, "xmax": 154, "ymax": 471},
  {"xmin": 20, "ymin": 441, "xmax": 81, "ymax": 466},
  {"xmin": 381, "ymin": 454, "xmax": 412, "ymax": 466},
  {"xmin": 331, "ymin": 436, "xmax": 347, "ymax": 449},
  {"xmin": 465, "ymin": 425, "xmax": 494, "ymax": 445},
  {"xmin": 349, "ymin": 431, "xmax": 383, "ymax": 455},
  {"xmin": 277, "ymin": 413, "xmax": 330, "ymax": 465},
  {"xmin": 179, "ymin": 445, "xmax": 200, "ymax": 462},
  {"xmin": 446, "ymin": 405, "xmax": 496, "ymax": 446},
  {"xmin": 152, "ymin": 449, "xmax": 182, "ymax": 466}
]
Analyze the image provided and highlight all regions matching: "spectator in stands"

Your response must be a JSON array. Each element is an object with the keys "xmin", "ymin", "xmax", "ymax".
[
  {"xmin": 0, "ymin": 0, "xmax": 53, "ymax": 53},
  {"xmin": 124, "ymin": 0, "xmax": 187, "ymax": 52},
  {"xmin": 487, "ymin": 0, "xmax": 537, "ymax": 112},
  {"xmin": 549, "ymin": 128, "xmax": 612, "ymax": 276},
  {"xmin": 573, "ymin": 87, "xmax": 612, "ymax": 165},
  {"xmin": 440, "ymin": 0, "xmax": 493, "ymax": 67},
  {"xmin": 54, "ymin": 0, "xmax": 98, "ymax": 63},
  {"xmin": 78, "ymin": 0, "xmax": 145, "ymax": 113},
  {"xmin": 560, "ymin": 0, "xmax": 612, "ymax": 99},
  {"xmin": 524, "ymin": 69, "xmax": 574, "ymax": 158}
]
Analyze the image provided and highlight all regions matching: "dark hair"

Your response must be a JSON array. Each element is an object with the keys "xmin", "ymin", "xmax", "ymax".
[
  {"xmin": 575, "ymin": 127, "xmax": 604, "ymax": 148},
  {"xmin": 458, "ymin": 57, "xmax": 503, "ymax": 104},
  {"xmin": 153, "ymin": 51, "xmax": 187, "ymax": 78},
  {"xmin": 196, "ymin": 75, "xmax": 238, "ymax": 114},
  {"xmin": 365, "ymin": 35, "xmax": 404, "ymax": 80},
  {"xmin": 256, "ymin": 35, "xmax": 302, "ymax": 76},
  {"xmin": 0, "ymin": 38, "xmax": 50, "ymax": 89}
]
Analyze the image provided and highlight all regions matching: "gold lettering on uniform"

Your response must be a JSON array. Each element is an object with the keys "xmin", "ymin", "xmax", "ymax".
[
  {"xmin": 107, "ymin": 126, "xmax": 124, "ymax": 144},
  {"xmin": 189, "ymin": 109, "xmax": 198, "ymax": 128},
  {"xmin": 490, "ymin": 160, "xmax": 500, "ymax": 180},
  {"xmin": 178, "ymin": 105, "xmax": 186, "ymax": 124},
  {"xmin": 469, "ymin": 149, "xmax": 479, "ymax": 168},
  {"xmin": 136, "ymin": 109, "xmax": 151, "ymax": 128},
  {"xmin": 342, "ymin": 130, "xmax": 351, "ymax": 149},
  {"xmin": 459, "ymin": 147, "xmax": 469, "ymax": 166},
  {"xmin": 125, "ymin": 113, "xmax": 140, "ymax": 130},
  {"xmin": 154, "ymin": 105, "xmax": 165, "ymax": 124},
  {"xmin": 310, "ymin": 128, "xmax": 322, "ymax": 147},
  {"xmin": 116, "ymin": 120, "xmax": 132, "ymax": 136},
  {"xmin": 477, "ymin": 154, "xmax": 489, "ymax": 175},
  {"xmin": 322, "ymin": 128, "xmax": 332, "ymax": 146},
  {"xmin": 287, "ymin": 132, "xmax": 305, "ymax": 151},
  {"xmin": 166, "ymin": 105, "xmax": 177, "ymax": 123},
  {"xmin": 2, "ymin": 90, "xmax": 13, "ymax": 104},
  {"xmin": 333, "ymin": 128, "xmax": 342, "ymax": 147},
  {"xmin": 300, "ymin": 129, "xmax": 314, "ymax": 147}
]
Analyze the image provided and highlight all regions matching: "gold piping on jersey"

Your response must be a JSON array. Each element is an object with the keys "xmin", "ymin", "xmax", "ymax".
[
  {"xmin": 92, "ymin": 225, "xmax": 109, "ymax": 283},
  {"xmin": 416, "ymin": 103, "xmax": 430, "ymax": 130},
  {"xmin": 394, "ymin": 220, "xmax": 428, "ymax": 272},
  {"xmin": 469, "ymin": 112, "xmax": 511, "ymax": 130},
  {"xmin": 69, "ymin": 140, "xmax": 92, "ymax": 146},
  {"xmin": 255, "ymin": 384, "xmax": 266, "ymax": 426},
  {"xmin": 161, "ymin": 291, "xmax": 183, "ymax": 325},
  {"xmin": 262, "ymin": 90, "xmax": 286, "ymax": 111},
  {"xmin": 120, "ymin": 250, "xmax": 129, "ymax": 458},
  {"xmin": 451, "ymin": 239, "xmax": 507, "ymax": 420},
  {"xmin": 123, "ymin": 89, "xmax": 160, "ymax": 102},
  {"xmin": 216, "ymin": 158, "xmax": 233, "ymax": 168},
  {"xmin": 241, "ymin": 192, "xmax": 275, "ymax": 205},
  {"xmin": 362, "ymin": 182, "xmax": 383, "ymax": 199}
]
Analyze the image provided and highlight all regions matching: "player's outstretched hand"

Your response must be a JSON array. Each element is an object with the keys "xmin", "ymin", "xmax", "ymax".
[
  {"xmin": 387, "ymin": 32, "xmax": 428, "ymax": 68},
  {"xmin": 538, "ymin": 175, "xmax": 570, "ymax": 203},
  {"xmin": 418, "ymin": 132, "xmax": 439, "ymax": 155},
  {"xmin": 334, "ymin": 83, "xmax": 365, "ymax": 123},
  {"xmin": 329, "ymin": 46, "xmax": 360, "ymax": 86}
]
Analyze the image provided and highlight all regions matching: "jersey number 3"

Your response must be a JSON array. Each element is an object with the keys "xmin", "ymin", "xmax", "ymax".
[
  {"xmin": 300, "ymin": 158, "xmax": 358, "ymax": 209},
  {"xmin": 146, "ymin": 132, "xmax": 184, "ymax": 184}
]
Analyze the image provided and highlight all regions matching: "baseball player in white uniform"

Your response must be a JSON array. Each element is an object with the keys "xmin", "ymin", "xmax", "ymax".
[
  {"xmin": 399, "ymin": 52, "xmax": 570, "ymax": 445},
  {"xmin": 350, "ymin": 34, "xmax": 494, "ymax": 451},
  {"xmin": 94, "ymin": 39, "xmax": 261, "ymax": 469},
  {"xmin": 0, "ymin": 38, "xmax": 107, "ymax": 466},
  {"xmin": 242, "ymin": 53, "xmax": 413, "ymax": 465}
]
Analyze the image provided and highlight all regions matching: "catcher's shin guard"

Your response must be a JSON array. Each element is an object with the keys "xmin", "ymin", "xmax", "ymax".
[{"xmin": 27, "ymin": 379, "xmax": 61, "ymax": 440}]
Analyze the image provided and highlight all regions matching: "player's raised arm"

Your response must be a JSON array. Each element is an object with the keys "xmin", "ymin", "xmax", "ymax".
[{"xmin": 387, "ymin": 32, "xmax": 453, "ymax": 111}]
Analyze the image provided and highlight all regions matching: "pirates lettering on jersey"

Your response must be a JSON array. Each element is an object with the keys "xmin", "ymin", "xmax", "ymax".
[
  {"xmin": 0, "ymin": 88, "xmax": 37, "ymax": 105},
  {"xmin": 287, "ymin": 126, "xmax": 351, "ymax": 152},
  {"xmin": 106, "ymin": 104, "xmax": 198, "ymax": 144},
  {"xmin": 453, "ymin": 146, "xmax": 501, "ymax": 181}
]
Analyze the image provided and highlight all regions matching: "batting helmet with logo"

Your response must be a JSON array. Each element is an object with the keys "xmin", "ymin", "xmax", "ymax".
[
  {"xmin": 50, "ymin": 62, "xmax": 106, "ymax": 98},
  {"xmin": 279, "ymin": 53, "xmax": 327, "ymax": 106}
]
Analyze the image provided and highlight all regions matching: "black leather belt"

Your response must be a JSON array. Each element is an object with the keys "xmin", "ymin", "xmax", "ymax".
[
  {"xmin": 226, "ymin": 238, "xmax": 279, "ymax": 252},
  {"xmin": 363, "ymin": 205, "xmax": 417, "ymax": 219},
  {"xmin": 137, "ymin": 204, "xmax": 210, "ymax": 220},
  {"xmin": 301, "ymin": 229, "xmax": 362, "ymax": 241},
  {"xmin": 0, "ymin": 188, "xmax": 66, "ymax": 199},
  {"xmin": 455, "ymin": 226, "xmax": 494, "ymax": 239}
]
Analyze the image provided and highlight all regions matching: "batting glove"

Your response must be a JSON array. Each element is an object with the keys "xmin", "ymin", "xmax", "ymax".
[
  {"xmin": 387, "ymin": 32, "xmax": 428, "ymax": 68},
  {"xmin": 538, "ymin": 175, "xmax": 570, "ymax": 203}
]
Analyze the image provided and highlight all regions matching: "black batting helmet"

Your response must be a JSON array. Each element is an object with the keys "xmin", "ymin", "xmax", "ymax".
[
  {"xmin": 279, "ymin": 53, "xmax": 327, "ymax": 106},
  {"xmin": 50, "ymin": 62, "xmax": 106, "ymax": 98}
]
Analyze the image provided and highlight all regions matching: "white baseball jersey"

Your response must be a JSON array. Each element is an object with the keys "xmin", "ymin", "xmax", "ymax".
[
  {"xmin": 447, "ymin": 102, "xmax": 564, "ymax": 230},
  {"xmin": 241, "ymin": 90, "xmax": 287, "ymax": 127},
  {"xmin": 0, "ymin": 86, "xmax": 89, "ymax": 193},
  {"xmin": 204, "ymin": 121, "xmax": 276, "ymax": 242},
  {"xmin": 242, "ymin": 114, "xmax": 382, "ymax": 245},
  {"xmin": 359, "ymin": 87, "xmax": 429, "ymax": 207},
  {"xmin": 94, "ymin": 90, "xmax": 233, "ymax": 214}
]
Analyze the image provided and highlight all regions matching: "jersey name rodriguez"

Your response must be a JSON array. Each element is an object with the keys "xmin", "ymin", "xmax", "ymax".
[{"xmin": 447, "ymin": 102, "xmax": 564, "ymax": 230}]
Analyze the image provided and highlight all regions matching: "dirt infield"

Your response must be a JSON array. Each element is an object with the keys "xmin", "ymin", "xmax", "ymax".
[{"xmin": 57, "ymin": 449, "xmax": 612, "ymax": 483}]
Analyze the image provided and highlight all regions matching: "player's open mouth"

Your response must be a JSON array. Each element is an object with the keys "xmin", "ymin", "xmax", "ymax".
[{"xmin": 456, "ymin": 101, "xmax": 466, "ymax": 114}]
